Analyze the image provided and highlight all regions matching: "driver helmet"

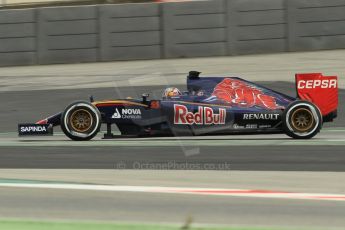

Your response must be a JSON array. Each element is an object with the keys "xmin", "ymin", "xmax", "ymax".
[{"xmin": 163, "ymin": 87, "xmax": 182, "ymax": 98}]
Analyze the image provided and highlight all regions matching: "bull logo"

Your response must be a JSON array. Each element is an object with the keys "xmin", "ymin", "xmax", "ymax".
[{"xmin": 208, "ymin": 78, "xmax": 283, "ymax": 110}]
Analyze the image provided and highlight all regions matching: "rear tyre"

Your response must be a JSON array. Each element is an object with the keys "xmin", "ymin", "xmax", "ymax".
[
  {"xmin": 61, "ymin": 101, "xmax": 101, "ymax": 141},
  {"xmin": 282, "ymin": 100, "xmax": 322, "ymax": 139}
]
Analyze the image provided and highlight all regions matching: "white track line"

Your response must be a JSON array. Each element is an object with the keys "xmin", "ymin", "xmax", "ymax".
[{"xmin": 0, "ymin": 183, "xmax": 345, "ymax": 202}]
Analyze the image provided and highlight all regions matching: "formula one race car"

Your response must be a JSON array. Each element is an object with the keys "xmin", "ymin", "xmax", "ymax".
[{"xmin": 18, "ymin": 71, "xmax": 338, "ymax": 140}]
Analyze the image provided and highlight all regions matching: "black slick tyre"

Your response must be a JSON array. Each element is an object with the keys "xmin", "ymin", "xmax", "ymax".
[
  {"xmin": 282, "ymin": 100, "xmax": 322, "ymax": 139},
  {"xmin": 61, "ymin": 101, "xmax": 101, "ymax": 141}
]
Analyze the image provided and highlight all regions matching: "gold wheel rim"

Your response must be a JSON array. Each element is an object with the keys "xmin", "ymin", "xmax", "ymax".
[
  {"xmin": 291, "ymin": 108, "xmax": 314, "ymax": 132},
  {"xmin": 69, "ymin": 109, "xmax": 93, "ymax": 133}
]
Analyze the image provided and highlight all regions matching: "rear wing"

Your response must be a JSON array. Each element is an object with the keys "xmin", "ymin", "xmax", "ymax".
[{"xmin": 296, "ymin": 73, "xmax": 338, "ymax": 117}]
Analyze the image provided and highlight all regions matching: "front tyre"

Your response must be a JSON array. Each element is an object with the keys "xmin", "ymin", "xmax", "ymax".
[
  {"xmin": 283, "ymin": 100, "xmax": 322, "ymax": 139},
  {"xmin": 61, "ymin": 101, "xmax": 101, "ymax": 141}
]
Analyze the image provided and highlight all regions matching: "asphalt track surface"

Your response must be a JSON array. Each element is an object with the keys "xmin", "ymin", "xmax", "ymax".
[
  {"xmin": 0, "ymin": 84, "xmax": 344, "ymax": 227},
  {"xmin": 1, "ymin": 51, "xmax": 345, "ymax": 228}
]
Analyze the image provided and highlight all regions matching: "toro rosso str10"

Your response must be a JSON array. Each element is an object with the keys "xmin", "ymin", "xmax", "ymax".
[{"xmin": 18, "ymin": 71, "xmax": 338, "ymax": 140}]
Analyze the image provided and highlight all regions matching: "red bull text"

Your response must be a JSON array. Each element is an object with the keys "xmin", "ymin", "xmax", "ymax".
[{"xmin": 174, "ymin": 104, "xmax": 226, "ymax": 125}]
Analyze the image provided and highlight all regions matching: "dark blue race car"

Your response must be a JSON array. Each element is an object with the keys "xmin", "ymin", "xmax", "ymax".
[{"xmin": 18, "ymin": 71, "xmax": 338, "ymax": 140}]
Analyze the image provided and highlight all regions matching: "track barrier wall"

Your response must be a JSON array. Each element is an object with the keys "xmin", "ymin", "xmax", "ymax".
[{"xmin": 0, "ymin": 0, "xmax": 345, "ymax": 66}]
